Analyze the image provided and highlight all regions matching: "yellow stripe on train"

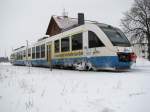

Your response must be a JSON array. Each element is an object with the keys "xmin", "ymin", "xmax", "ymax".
[{"xmin": 54, "ymin": 50, "xmax": 83, "ymax": 59}]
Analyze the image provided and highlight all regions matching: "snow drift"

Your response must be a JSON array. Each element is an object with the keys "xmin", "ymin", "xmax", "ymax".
[{"xmin": 0, "ymin": 58, "xmax": 150, "ymax": 112}]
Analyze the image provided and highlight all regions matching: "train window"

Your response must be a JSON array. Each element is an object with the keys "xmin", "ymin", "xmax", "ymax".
[
  {"xmin": 36, "ymin": 46, "xmax": 40, "ymax": 58},
  {"xmin": 16, "ymin": 52, "xmax": 19, "ymax": 60},
  {"xmin": 20, "ymin": 52, "xmax": 23, "ymax": 60},
  {"xmin": 54, "ymin": 40, "xmax": 59, "ymax": 53},
  {"xmin": 61, "ymin": 37, "xmax": 69, "ymax": 52},
  {"xmin": 72, "ymin": 33, "xmax": 83, "ymax": 50},
  {"xmin": 15, "ymin": 53, "xmax": 18, "ymax": 60},
  {"xmin": 88, "ymin": 31, "xmax": 105, "ymax": 48},
  {"xmin": 32, "ymin": 47, "xmax": 35, "ymax": 59},
  {"xmin": 28, "ymin": 48, "xmax": 31, "ymax": 57},
  {"xmin": 20, "ymin": 51, "xmax": 23, "ymax": 60},
  {"xmin": 23, "ymin": 50, "xmax": 26, "ymax": 57},
  {"xmin": 41, "ymin": 44, "xmax": 45, "ymax": 58},
  {"xmin": 17, "ymin": 52, "xmax": 20, "ymax": 60}
]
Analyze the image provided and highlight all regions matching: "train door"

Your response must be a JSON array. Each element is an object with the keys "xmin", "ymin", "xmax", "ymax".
[
  {"xmin": 83, "ymin": 31, "xmax": 91, "ymax": 56},
  {"xmin": 47, "ymin": 44, "xmax": 52, "ymax": 70}
]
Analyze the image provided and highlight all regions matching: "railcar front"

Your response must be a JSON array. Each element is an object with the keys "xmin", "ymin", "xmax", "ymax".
[{"xmin": 95, "ymin": 24, "xmax": 137, "ymax": 70}]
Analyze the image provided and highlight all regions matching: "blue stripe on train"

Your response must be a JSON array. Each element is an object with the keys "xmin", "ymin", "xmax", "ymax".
[
  {"xmin": 13, "ymin": 56, "xmax": 133, "ymax": 69},
  {"xmin": 31, "ymin": 59, "xmax": 48, "ymax": 67},
  {"xmin": 13, "ymin": 60, "xmax": 25, "ymax": 65},
  {"xmin": 88, "ymin": 56, "xmax": 132, "ymax": 69},
  {"xmin": 52, "ymin": 56, "xmax": 133, "ymax": 69}
]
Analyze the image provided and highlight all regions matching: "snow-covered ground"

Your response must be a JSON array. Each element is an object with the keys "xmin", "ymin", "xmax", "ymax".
[{"xmin": 0, "ymin": 58, "xmax": 150, "ymax": 112}]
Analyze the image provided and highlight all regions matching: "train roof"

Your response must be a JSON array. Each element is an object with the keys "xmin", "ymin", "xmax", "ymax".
[
  {"xmin": 13, "ymin": 46, "xmax": 25, "ymax": 51},
  {"xmin": 12, "ymin": 14, "xmax": 118, "ymax": 53},
  {"xmin": 13, "ymin": 22, "xmax": 115, "ymax": 52}
]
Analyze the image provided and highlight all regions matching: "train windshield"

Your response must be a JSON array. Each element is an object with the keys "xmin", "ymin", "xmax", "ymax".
[{"xmin": 99, "ymin": 26, "xmax": 131, "ymax": 47}]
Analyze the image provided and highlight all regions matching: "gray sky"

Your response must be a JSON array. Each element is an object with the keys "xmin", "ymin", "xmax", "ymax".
[{"xmin": 0, "ymin": 0, "xmax": 134, "ymax": 57}]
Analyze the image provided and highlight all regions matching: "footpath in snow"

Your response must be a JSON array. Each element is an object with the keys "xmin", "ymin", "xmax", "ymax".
[{"xmin": 0, "ymin": 58, "xmax": 150, "ymax": 112}]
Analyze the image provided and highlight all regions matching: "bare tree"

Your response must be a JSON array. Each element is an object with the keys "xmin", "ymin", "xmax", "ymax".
[{"xmin": 121, "ymin": 0, "xmax": 150, "ymax": 60}]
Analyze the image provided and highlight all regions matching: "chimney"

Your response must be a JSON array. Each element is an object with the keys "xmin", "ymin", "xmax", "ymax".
[
  {"xmin": 62, "ymin": 9, "xmax": 68, "ymax": 18},
  {"xmin": 78, "ymin": 13, "xmax": 84, "ymax": 25}
]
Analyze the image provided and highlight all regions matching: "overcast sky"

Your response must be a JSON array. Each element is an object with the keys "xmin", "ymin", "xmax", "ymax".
[{"xmin": 0, "ymin": 0, "xmax": 134, "ymax": 57}]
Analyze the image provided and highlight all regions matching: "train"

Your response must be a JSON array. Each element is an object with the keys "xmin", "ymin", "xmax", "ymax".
[{"xmin": 10, "ymin": 14, "xmax": 136, "ymax": 71}]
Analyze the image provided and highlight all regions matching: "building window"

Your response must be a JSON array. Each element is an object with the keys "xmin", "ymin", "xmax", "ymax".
[
  {"xmin": 54, "ymin": 40, "xmax": 59, "ymax": 53},
  {"xmin": 88, "ymin": 31, "xmax": 105, "ymax": 48},
  {"xmin": 28, "ymin": 48, "xmax": 31, "ymax": 57},
  {"xmin": 36, "ymin": 46, "xmax": 40, "ymax": 58},
  {"xmin": 41, "ymin": 44, "xmax": 45, "ymax": 58},
  {"xmin": 72, "ymin": 33, "xmax": 83, "ymax": 51},
  {"xmin": 61, "ymin": 37, "xmax": 70, "ymax": 52},
  {"xmin": 32, "ymin": 47, "xmax": 35, "ymax": 59}
]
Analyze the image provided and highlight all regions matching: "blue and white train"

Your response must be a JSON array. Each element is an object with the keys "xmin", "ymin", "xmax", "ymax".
[{"xmin": 10, "ymin": 22, "xmax": 136, "ymax": 71}]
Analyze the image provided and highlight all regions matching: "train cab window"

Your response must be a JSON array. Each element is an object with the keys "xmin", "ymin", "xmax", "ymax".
[
  {"xmin": 36, "ymin": 46, "xmax": 40, "ymax": 58},
  {"xmin": 72, "ymin": 33, "xmax": 83, "ymax": 50},
  {"xmin": 28, "ymin": 48, "xmax": 31, "ymax": 57},
  {"xmin": 41, "ymin": 44, "xmax": 45, "ymax": 58},
  {"xmin": 99, "ymin": 26, "xmax": 131, "ymax": 47},
  {"xmin": 54, "ymin": 40, "xmax": 59, "ymax": 53},
  {"xmin": 32, "ymin": 47, "xmax": 35, "ymax": 59},
  {"xmin": 88, "ymin": 31, "xmax": 105, "ymax": 48},
  {"xmin": 61, "ymin": 37, "xmax": 69, "ymax": 52}
]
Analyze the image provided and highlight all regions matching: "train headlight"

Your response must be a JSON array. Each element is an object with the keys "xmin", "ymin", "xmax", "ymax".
[{"xmin": 117, "ymin": 52, "xmax": 137, "ymax": 62}]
